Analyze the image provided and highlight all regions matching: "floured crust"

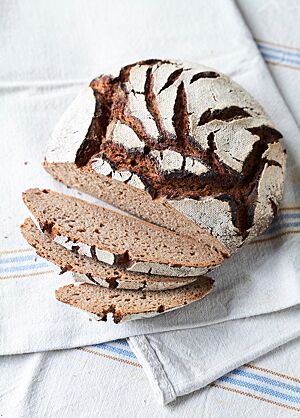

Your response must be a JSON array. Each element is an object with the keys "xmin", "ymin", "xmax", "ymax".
[
  {"xmin": 46, "ymin": 87, "xmax": 98, "ymax": 164},
  {"xmin": 169, "ymin": 197, "xmax": 243, "ymax": 251},
  {"xmin": 55, "ymin": 277, "xmax": 214, "ymax": 323},
  {"xmin": 20, "ymin": 218, "xmax": 195, "ymax": 290},
  {"xmin": 45, "ymin": 59, "xmax": 286, "ymax": 252}
]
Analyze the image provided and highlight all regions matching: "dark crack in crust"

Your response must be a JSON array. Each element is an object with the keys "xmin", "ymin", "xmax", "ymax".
[
  {"xmin": 73, "ymin": 60, "xmax": 283, "ymax": 238},
  {"xmin": 198, "ymin": 106, "xmax": 251, "ymax": 126},
  {"xmin": 159, "ymin": 68, "xmax": 184, "ymax": 94},
  {"xmin": 75, "ymin": 76, "xmax": 116, "ymax": 166},
  {"xmin": 172, "ymin": 81, "xmax": 191, "ymax": 152},
  {"xmin": 144, "ymin": 67, "xmax": 167, "ymax": 140},
  {"xmin": 190, "ymin": 71, "xmax": 220, "ymax": 83}
]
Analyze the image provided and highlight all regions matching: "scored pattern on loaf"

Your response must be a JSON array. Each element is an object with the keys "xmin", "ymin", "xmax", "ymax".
[{"xmin": 46, "ymin": 59, "xmax": 286, "ymax": 252}]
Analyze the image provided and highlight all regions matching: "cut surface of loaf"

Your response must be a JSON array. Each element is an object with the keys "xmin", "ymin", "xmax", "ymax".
[
  {"xmin": 44, "ymin": 161, "xmax": 223, "ymax": 245},
  {"xmin": 20, "ymin": 217, "xmax": 196, "ymax": 290},
  {"xmin": 55, "ymin": 277, "xmax": 214, "ymax": 323},
  {"xmin": 45, "ymin": 59, "xmax": 286, "ymax": 253},
  {"xmin": 23, "ymin": 189, "xmax": 227, "ymax": 277}
]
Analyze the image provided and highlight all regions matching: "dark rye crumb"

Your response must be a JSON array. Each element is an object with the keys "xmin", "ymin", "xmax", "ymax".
[
  {"xmin": 20, "ymin": 217, "xmax": 199, "ymax": 290},
  {"xmin": 42, "ymin": 160, "xmax": 229, "ymax": 259},
  {"xmin": 22, "ymin": 188, "xmax": 226, "ymax": 269},
  {"xmin": 55, "ymin": 276, "xmax": 214, "ymax": 323}
]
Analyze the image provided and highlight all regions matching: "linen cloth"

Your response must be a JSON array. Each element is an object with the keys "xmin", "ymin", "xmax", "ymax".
[
  {"xmin": 1, "ymin": 338, "xmax": 300, "ymax": 417},
  {"xmin": 1, "ymin": 0, "xmax": 300, "ymax": 353},
  {"xmin": 1, "ymin": 0, "xmax": 300, "ymax": 413}
]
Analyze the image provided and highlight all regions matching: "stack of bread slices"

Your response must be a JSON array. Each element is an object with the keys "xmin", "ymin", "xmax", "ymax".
[
  {"xmin": 21, "ymin": 59, "xmax": 286, "ymax": 322},
  {"xmin": 21, "ymin": 188, "xmax": 218, "ymax": 322}
]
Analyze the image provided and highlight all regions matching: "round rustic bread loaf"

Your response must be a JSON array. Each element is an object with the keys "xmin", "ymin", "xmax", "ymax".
[{"xmin": 46, "ymin": 59, "xmax": 286, "ymax": 253}]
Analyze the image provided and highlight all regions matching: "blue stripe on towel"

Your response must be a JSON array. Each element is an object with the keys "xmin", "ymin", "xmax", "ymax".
[
  {"xmin": 0, "ymin": 254, "xmax": 37, "ymax": 264},
  {"xmin": 114, "ymin": 339, "xmax": 129, "ymax": 347},
  {"xmin": 219, "ymin": 376, "xmax": 300, "ymax": 405},
  {"xmin": 277, "ymin": 213, "xmax": 300, "ymax": 219},
  {"xmin": 232, "ymin": 369, "xmax": 300, "ymax": 394},
  {"xmin": 258, "ymin": 47, "xmax": 300, "ymax": 67},
  {"xmin": 261, "ymin": 50, "xmax": 300, "ymax": 66},
  {"xmin": 0, "ymin": 262, "xmax": 50, "ymax": 273},
  {"xmin": 92, "ymin": 343, "xmax": 136, "ymax": 359},
  {"xmin": 265, "ymin": 221, "xmax": 300, "ymax": 234},
  {"xmin": 258, "ymin": 44, "xmax": 300, "ymax": 60}
]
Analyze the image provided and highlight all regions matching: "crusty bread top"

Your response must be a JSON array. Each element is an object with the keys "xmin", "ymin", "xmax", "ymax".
[
  {"xmin": 22, "ymin": 188, "xmax": 227, "ymax": 271},
  {"xmin": 45, "ymin": 59, "xmax": 286, "ymax": 252},
  {"xmin": 20, "ymin": 217, "xmax": 197, "ymax": 290},
  {"xmin": 55, "ymin": 277, "xmax": 214, "ymax": 323}
]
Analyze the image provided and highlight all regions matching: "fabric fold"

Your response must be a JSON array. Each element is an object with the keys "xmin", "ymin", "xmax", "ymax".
[{"xmin": 129, "ymin": 307, "xmax": 300, "ymax": 404}]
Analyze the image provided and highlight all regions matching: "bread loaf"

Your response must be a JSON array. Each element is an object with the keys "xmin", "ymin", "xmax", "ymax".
[{"xmin": 45, "ymin": 59, "xmax": 286, "ymax": 253}]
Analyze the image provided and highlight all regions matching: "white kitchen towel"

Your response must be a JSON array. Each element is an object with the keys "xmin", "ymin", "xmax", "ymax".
[
  {"xmin": 237, "ymin": 0, "xmax": 300, "ymax": 127},
  {"xmin": 1, "ymin": 337, "xmax": 300, "ymax": 417},
  {"xmin": 1, "ymin": 0, "xmax": 300, "ymax": 354},
  {"xmin": 1, "ymin": 337, "xmax": 299, "ymax": 418},
  {"xmin": 129, "ymin": 307, "xmax": 300, "ymax": 405},
  {"xmin": 1, "ymin": 0, "xmax": 300, "ymax": 407}
]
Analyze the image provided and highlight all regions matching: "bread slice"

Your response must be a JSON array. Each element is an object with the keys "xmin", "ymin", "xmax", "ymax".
[
  {"xmin": 23, "ymin": 188, "xmax": 226, "ymax": 277},
  {"xmin": 55, "ymin": 277, "xmax": 214, "ymax": 323},
  {"xmin": 44, "ymin": 161, "xmax": 230, "ymax": 248},
  {"xmin": 20, "ymin": 218, "xmax": 196, "ymax": 290}
]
